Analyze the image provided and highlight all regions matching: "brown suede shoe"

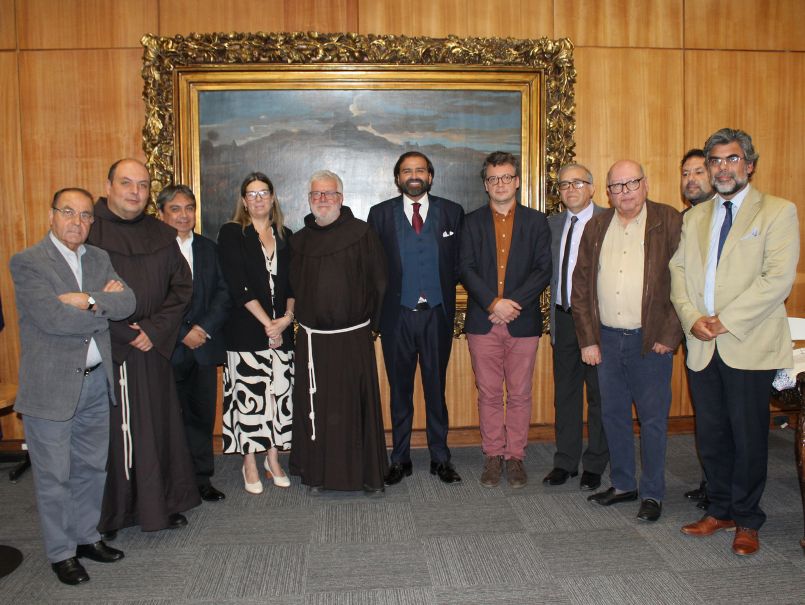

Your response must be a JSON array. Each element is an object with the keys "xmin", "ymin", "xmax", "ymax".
[
  {"xmin": 506, "ymin": 458, "xmax": 527, "ymax": 489},
  {"xmin": 732, "ymin": 527, "xmax": 759, "ymax": 556},
  {"xmin": 480, "ymin": 455, "xmax": 503, "ymax": 488},
  {"xmin": 681, "ymin": 515, "xmax": 737, "ymax": 536}
]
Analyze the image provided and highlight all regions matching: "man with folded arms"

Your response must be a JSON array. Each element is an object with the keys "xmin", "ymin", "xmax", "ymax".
[
  {"xmin": 11, "ymin": 188, "xmax": 135, "ymax": 584},
  {"xmin": 671, "ymin": 128, "xmax": 798, "ymax": 555},
  {"xmin": 573, "ymin": 160, "xmax": 682, "ymax": 522}
]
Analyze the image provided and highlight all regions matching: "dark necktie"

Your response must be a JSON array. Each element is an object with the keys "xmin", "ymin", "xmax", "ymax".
[
  {"xmin": 412, "ymin": 202, "xmax": 423, "ymax": 234},
  {"xmin": 717, "ymin": 201, "xmax": 733, "ymax": 264},
  {"xmin": 561, "ymin": 216, "xmax": 578, "ymax": 310}
]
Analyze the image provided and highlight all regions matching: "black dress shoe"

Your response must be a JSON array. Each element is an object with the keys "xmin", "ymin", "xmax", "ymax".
[
  {"xmin": 52, "ymin": 557, "xmax": 89, "ymax": 585},
  {"xmin": 100, "ymin": 530, "xmax": 117, "ymax": 541},
  {"xmin": 76, "ymin": 541, "xmax": 124, "ymax": 563},
  {"xmin": 430, "ymin": 461, "xmax": 461, "ymax": 484},
  {"xmin": 696, "ymin": 497, "xmax": 710, "ymax": 511},
  {"xmin": 684, "ymin": 481, "xmax": 707, "ymax": 501},
  {"xmin": 168, "ymin": 513, "xmax": 188, "ymax": 529},
  {"xmin": 637, "ymin": 498, "xmax": 662, "ymax": 522},
  {"xmin": 199, "ymin": 484, "xmax": 226, "ymax": 502},
  {"xmin": 579, "ymin": 471, "xmax": 601, "ymax": 491},
  {"xmin": 542, "ymin": 467, "xmax": 578, "ymax": 486},
  {"xmin": 587, "ymin": 487, "xmax": 638, "ymax": 506},
  {"xmin": 384, "ymin": 462, "xmax": 413, "ymax": 486}
]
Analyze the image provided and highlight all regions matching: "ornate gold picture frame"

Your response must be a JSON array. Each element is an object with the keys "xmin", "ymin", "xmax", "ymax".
[{"xmin": 141, "ymin": 32, "xmax": 576, "ymax": 330}]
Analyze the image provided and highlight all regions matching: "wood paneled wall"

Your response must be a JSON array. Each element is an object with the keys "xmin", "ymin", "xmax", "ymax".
[{"xmin": 1, "ymin": 0, "xmax": 803, "ymax": 442}]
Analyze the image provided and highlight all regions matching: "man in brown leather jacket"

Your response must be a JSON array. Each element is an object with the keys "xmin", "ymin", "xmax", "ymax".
[{"xmin": 572, "ymin": 159, "xmax": 682, "ymax": 523}]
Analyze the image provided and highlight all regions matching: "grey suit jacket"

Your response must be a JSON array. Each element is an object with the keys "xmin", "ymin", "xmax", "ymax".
[
  {"xmin": 11, "ymin": 234, "xmax": 136, "ymax": 421},
  {"xmin": 548, "ymin": 204, "xmax": 605, "ymax": 344}
]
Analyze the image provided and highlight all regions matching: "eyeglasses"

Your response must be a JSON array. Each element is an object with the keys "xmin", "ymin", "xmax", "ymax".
[
  {"xmin": 309, "ymin": 191, "xmax": 342, "ymax": 201},
  {"xmin": 244, "ymin": 190, "xmax": 272, "ymax": 201},
  {"xmin": 707, "ymin": 154, "xmax": 744, "ymax": 168},
  {"xmin": 485, "ymin": 174, "xmax": 516, "ymax": 185},
  {"xmin": 52, "ymin": 206, "xmax": 95, "ymax": 224},
  {"xmin": 558, "ymin": 179, "xmax": 591, "ymax": 191},
  {"xmin": 607, "ymin": 177, "xmax": 644, "ymax": 194}
]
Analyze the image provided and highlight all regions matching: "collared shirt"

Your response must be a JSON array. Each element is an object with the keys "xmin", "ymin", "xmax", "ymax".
[
  {"xmin": 402, "ymin": 192, "xmax": 429, "ymax": 225},
  {"xmin": 557, "ymin": 201, "xmax": 596, "ymax": 306},
  {"xmin": 704, "ymin": 185, "xmax": 750, "ymax": 315},
  {"xmin": 177, "ymin": 232, "xmax": 194, "ymax": 277},
  {"xmin": 597, "ymin": 203, "xmax": 647, "ymax": 329},
  {"xmin": 488, "ymin": 203, "xmax": 515, "ymax": 310},
  {"xmin": 49, "ymin": 232, "xmax": 102, "ymax": 367}
]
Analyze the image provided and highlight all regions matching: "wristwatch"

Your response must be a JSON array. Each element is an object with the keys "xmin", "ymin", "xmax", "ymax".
[{"xmin": 86, "ymin": 294, "xmax": 96, "ymax": 311}]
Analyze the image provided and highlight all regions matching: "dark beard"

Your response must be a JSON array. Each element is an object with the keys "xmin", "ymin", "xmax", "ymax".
[{"xmin": 399, "ymin": 178, "xmax": 430, "ymax": 198}]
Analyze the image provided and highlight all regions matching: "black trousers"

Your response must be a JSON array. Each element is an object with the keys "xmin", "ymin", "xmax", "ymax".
[
  {"xmin": 173, "ymin": 356, "xmax": 218, "ymax": 486},
  {"xmin": 381, "ymin": 305, "xmax": 452, "ymax": 465},
  {"xmin": 687, "ymin": 349, "xmax": 774, "ymax": 529},
  {"xmin": 551, "ymin": 306, "xmax": 608, "ymax": 474}
]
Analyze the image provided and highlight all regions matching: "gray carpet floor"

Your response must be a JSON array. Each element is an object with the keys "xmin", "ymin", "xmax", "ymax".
[{"xmin": 1, "ymin": 431, "xmax": 803, "ymax": 604}]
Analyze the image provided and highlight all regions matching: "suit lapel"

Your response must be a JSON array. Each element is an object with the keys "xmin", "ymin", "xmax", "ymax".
[
  {"xmin": 43, "ymin": 235, "xmax": 81, "ymax": 290},
  {"xmin": 697, "ymin": 201, "xmax": 715, "ymax": 267}
]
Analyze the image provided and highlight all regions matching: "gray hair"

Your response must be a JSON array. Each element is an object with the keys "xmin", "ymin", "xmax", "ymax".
[
  {"xmin": 309, "ymin": 170, "xmax": 343, "ymax": 193},
  {"xmin": 558, "ymin": 162, "xmax": 594, "ymax": 184},
  {"xmin": 155, "ymin": 184, "xmax": 195, "ymax": 210},
  {"xmin": 704, "ymin": 128, "xmax": 759, "ymax": 165}
]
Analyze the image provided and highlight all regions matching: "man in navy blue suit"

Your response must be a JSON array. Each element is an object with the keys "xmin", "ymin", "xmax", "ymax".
[
  {"xmin": 158, "ymin": 185, "xmax": 231, "ymax": 502},
  {"xmin": 368, "ymin": 152, "xmax": 464, "ymax": 485}
]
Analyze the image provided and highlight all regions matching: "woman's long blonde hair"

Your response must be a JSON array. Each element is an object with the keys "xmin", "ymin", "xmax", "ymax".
[{"xmin": 230, "ymin": 171, "xmax": 286, "ymax": 239}]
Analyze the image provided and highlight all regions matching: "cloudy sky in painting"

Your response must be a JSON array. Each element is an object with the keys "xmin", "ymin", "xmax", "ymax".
[{"xmin": 199, "ymin": 89, "xmax": 521, "ymax": 152}]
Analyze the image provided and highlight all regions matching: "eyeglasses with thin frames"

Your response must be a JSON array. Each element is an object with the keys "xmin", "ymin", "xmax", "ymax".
[
  {"xmin": 607, "ymin": 177, "xmax": 644, "ymax": 194},
  {"xmin": 244, "ymin": 190, "xmax": 272, "ymax": 201},
  {"xmin": 309, "ymin": 191, "xmax": 342, "ymax": 201},
  {"xmin": 707, "ymin": 154, "xmax": 744, "ymax": 168},
  {"xmin": 558, "ymin": 179, "xmax": 591, "ymax": 191},
  {"xmin": 52, "ymin": 206, "xmax": 95, "ymax": 224}
]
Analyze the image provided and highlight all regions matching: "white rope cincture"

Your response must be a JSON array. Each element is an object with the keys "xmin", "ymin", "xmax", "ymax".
[
  {"xmin": 299, "ymin": 319, "xmax": 371, "ymax": 441},
  {"xmin": 118, "ymin": 361, "xmax": 133, "ymax": 481}
]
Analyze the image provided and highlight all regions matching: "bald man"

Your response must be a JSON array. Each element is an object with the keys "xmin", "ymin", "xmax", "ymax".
[{"xmin": 572, "ymin": 160, "xmax": 682, "ymax": 522}]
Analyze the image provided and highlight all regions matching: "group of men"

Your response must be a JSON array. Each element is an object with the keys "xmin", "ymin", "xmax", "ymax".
[{"xmin": 10, "ymin": 126, "xmax": 799, "ymax": 586}]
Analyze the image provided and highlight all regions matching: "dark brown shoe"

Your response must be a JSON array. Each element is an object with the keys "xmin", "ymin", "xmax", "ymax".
[
  {"xmin": 479, "ymin": 455, "xmax": 503, "ymax": 488},
  {"xmin": 732, "ymin": 527, "xmax": 759, "ymax": 556},
  {"xmin": 681, "ymin": 515, "xmax": 736, "ymax": 536},
  {"xmin": 506, "ymin": 458, "xmax": 527, "ymax": 489}
]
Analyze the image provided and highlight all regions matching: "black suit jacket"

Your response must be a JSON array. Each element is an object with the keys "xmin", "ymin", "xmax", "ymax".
[
  {"xmin": 460, "ymin": 203, "xmax": 552, "ymax": 337},
  {"xmin": 218, "ymin": 222, "xmax": 294, "ymax": 352},
  {"xmin": 172, "ymin": 233, "xmax": 231, "ymax": 366},
  {"xmin": 367, "ymin": 194, "xmax": 464, "ymax": 336}
]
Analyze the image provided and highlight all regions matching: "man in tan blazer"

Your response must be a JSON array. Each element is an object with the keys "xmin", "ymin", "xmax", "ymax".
[{"xmin": 670, "ymin": 128, "xmax": 799, "ymax": 556}]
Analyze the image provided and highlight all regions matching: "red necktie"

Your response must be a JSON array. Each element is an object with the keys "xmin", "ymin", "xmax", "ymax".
[{"xmin": 412, "ymin": 202, "xmax": 423, "ymax": 235}]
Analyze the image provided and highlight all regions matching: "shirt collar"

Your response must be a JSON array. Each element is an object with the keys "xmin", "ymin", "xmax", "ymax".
[
  {"xmin": 49, "ymin": 231, "xmax": 86, "ymax": 259},
  {"xmin": 404, "ymin": 193, "xmax": 429, "ymax": 207},
  {"xmin": 716, "ymin": 184, "xmax": 751, "ymax": 214},
  {"xmin": 568, "ymin": 201, "xmax": 595, "ymax": 221}
]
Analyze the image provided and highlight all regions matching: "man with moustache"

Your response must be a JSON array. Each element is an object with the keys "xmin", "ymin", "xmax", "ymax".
[
  {"xmin": 543, "ymin": 163, "xmax": 608, "ymax": 491},
  {"xmin": 11, "ymin": 188, "xmax": 135, "ymax": 584},
  {"xmin": 681, "ymin": 148, "xmax": 716, "ymax": 211},
  {"xmin": 460, "ymin": 151, "xmax": 551, "ymax": 487},
  {"xmin": 289, "ymin": 170, "xmax": 389, "ymax": 494},
  {"xmin": 679, "ymin": 148, "xmax": 716, "ymax": 508},
  {"xmin": 157, "ymin": 184, "xmax": 231, "ymax": 502},
  {"xmin": 88, "ymin": 159, "xmax": 199, "ymax": 536},
  {"xmin": 573, "ymin": 160, "xmax": 682, "ymax": 522},
  {"xmin": 367, "ymin": 151, "xmax": 464, "ymax": 486},
  {"xmin": 671, "ymin": 129, "xmax": 799, "ymax": 555}
]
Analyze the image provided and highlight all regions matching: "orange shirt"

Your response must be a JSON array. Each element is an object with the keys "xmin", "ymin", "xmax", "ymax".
[{"xmin": 488, "ymin": 205, "xmax": 514, "ymax": 311}]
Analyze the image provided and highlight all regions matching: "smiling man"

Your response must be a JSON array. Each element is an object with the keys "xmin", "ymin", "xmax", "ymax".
[
  {"xmin": 671, "ymin": 129, "xmax": 799, "ymax": 555},
  {"xmin": 368, "ymin": 152, "xmax": 464, "ymax": 486},
  {"xmin": 680, "ymin": 149, "xmax": 715, "ymax": 209},
  {"xmin": 157, "ymin": 184, "xmax": 230, "ymax": 503},
  {"xmin": 572, "ymin": 160, "xmax": 682, "ymax": 522}
]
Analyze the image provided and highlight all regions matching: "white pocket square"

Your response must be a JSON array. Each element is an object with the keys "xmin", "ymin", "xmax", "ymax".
[
  {"xmin": 741, "ymin": 228, "xmax": 760, "ymax": 240},
  {"xmin": 442, "ymin": 230, "xmax": 454, "ymax": 237}
]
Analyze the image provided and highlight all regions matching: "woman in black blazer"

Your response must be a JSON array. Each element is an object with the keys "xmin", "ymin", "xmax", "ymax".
[{"xmin": 218, "ymin": 172, "xmax": 294, "ymax": 494}]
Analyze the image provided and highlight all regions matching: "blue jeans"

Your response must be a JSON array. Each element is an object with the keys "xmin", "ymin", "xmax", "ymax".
[{"xmin": 597, "ymin": 326, "xmax": 672, "ymax": 501}]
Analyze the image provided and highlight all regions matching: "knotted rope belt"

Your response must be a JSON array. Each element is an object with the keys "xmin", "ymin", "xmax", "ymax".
[{"xmin": 298, "ymin": 319, "xmax": 371, "ymax": 441}]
